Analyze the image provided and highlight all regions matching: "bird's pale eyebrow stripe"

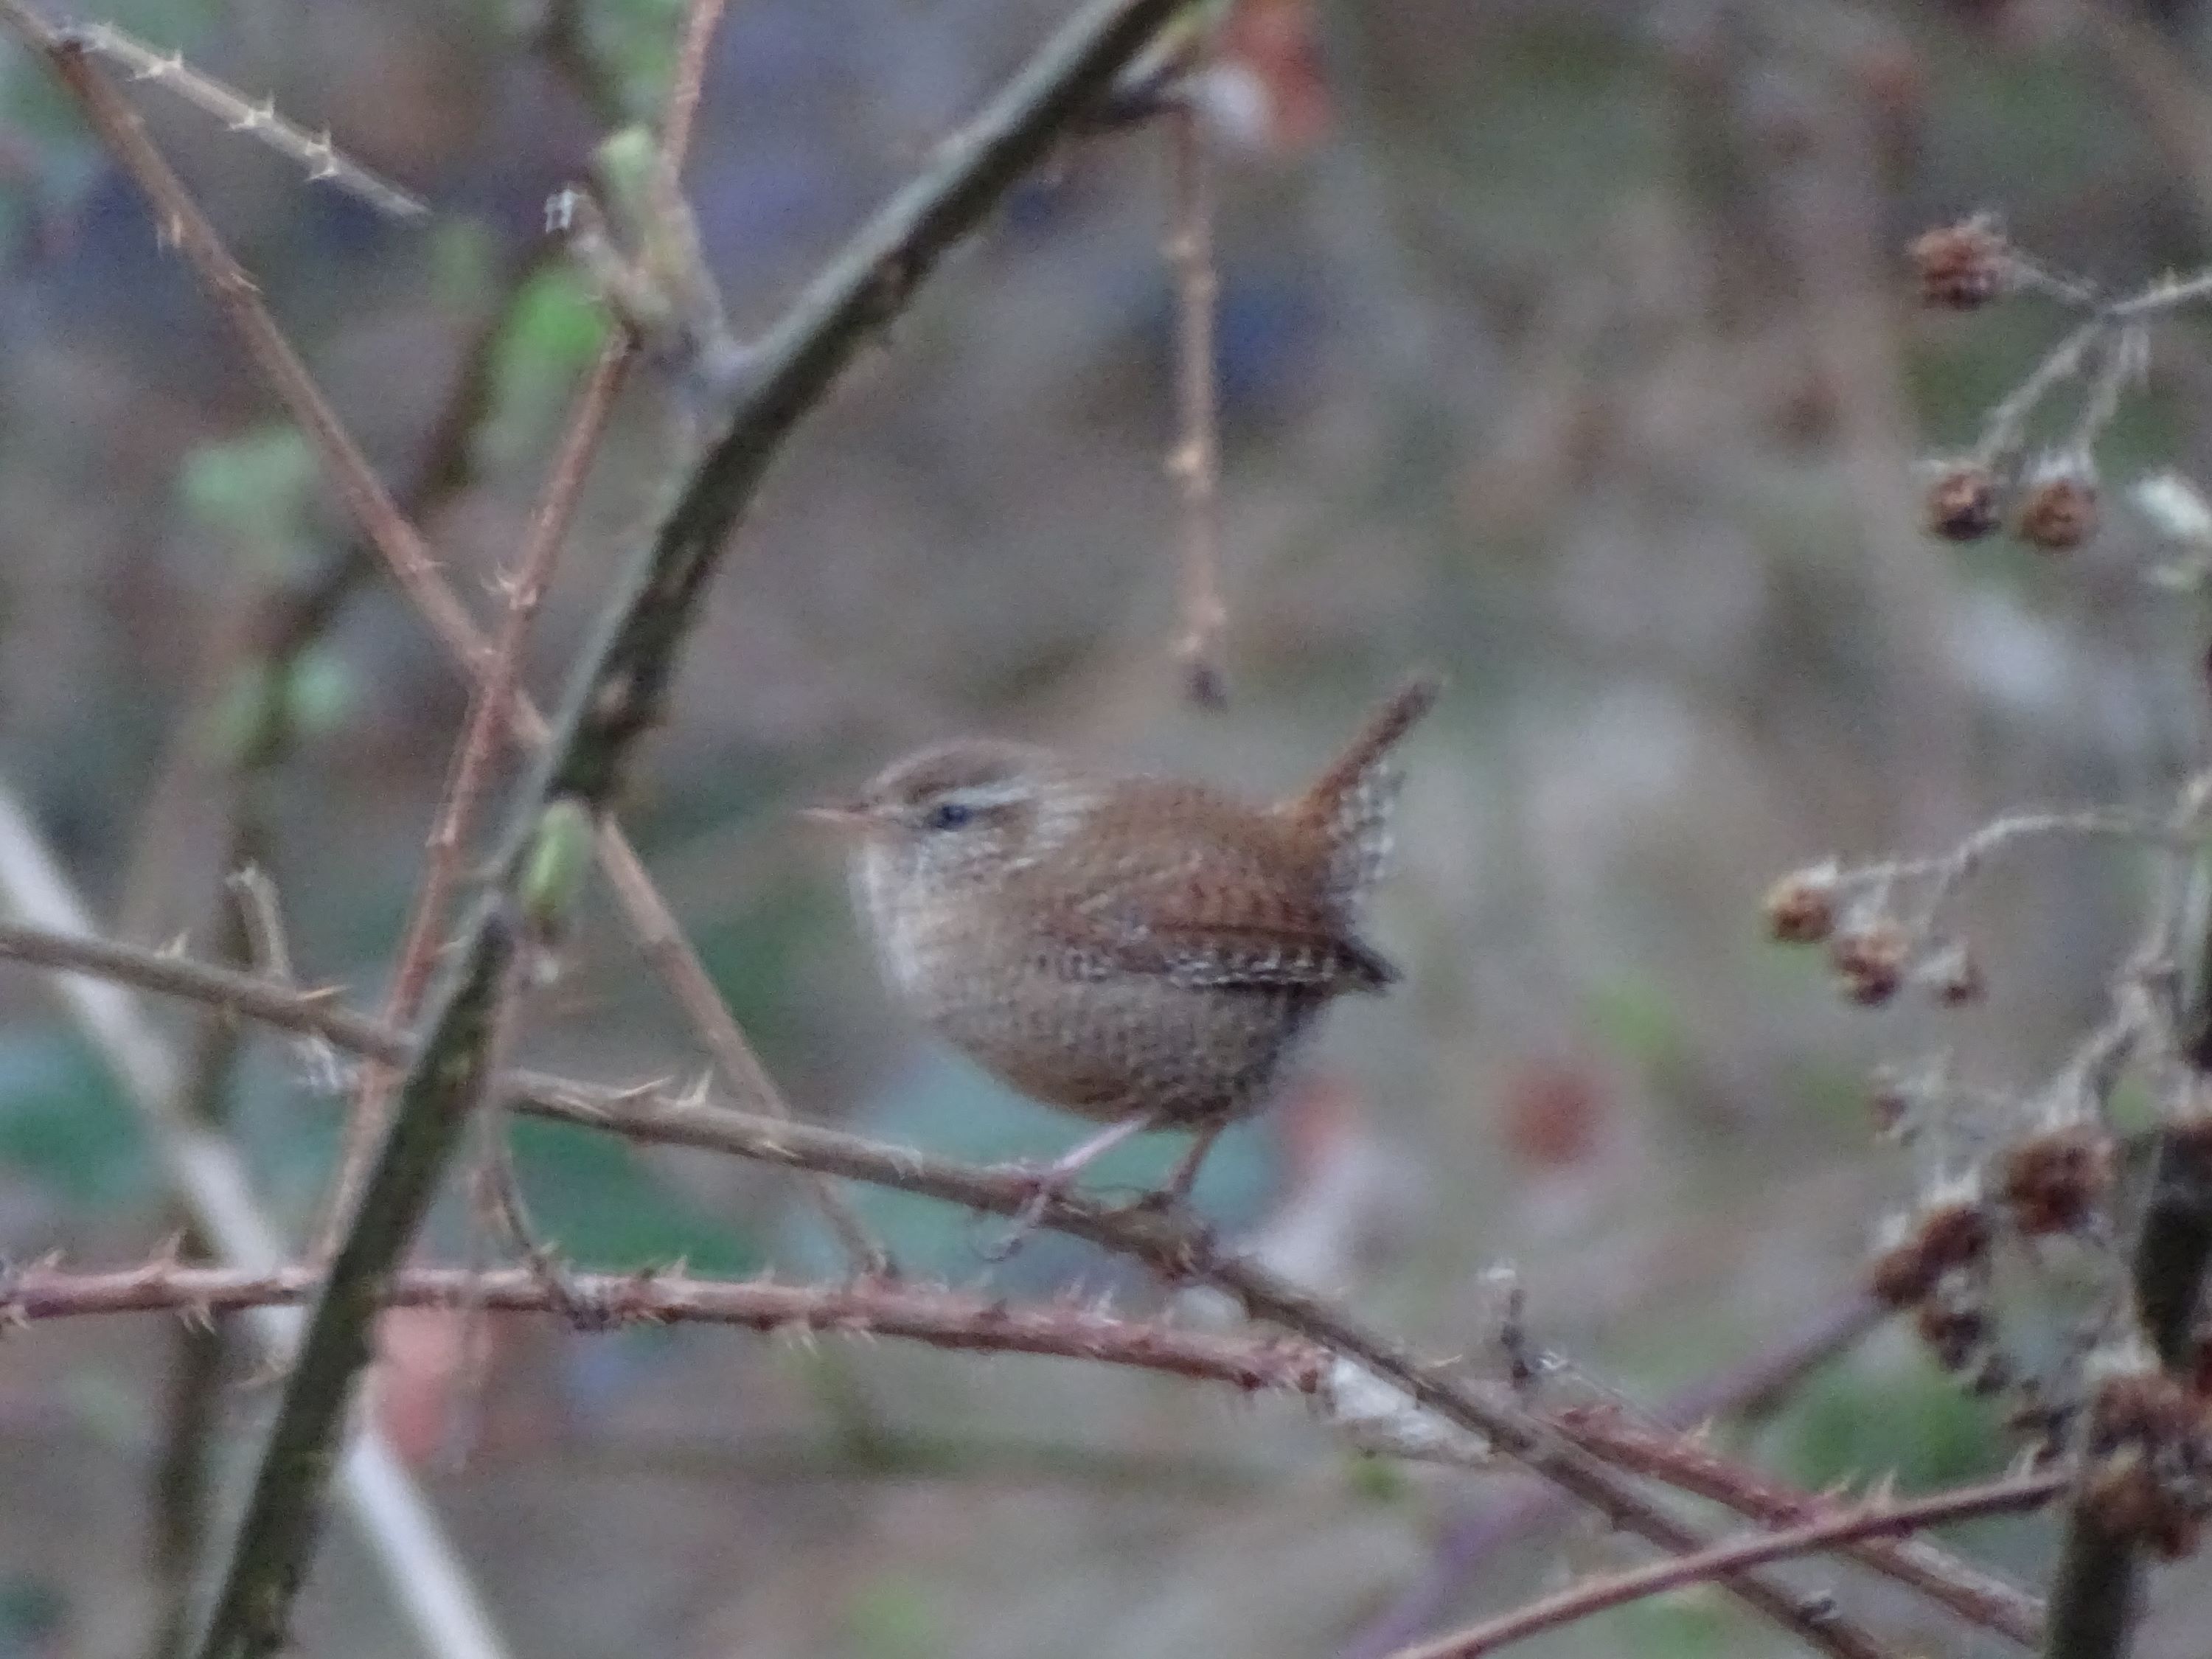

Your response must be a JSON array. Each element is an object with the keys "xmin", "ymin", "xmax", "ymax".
[{"xmin": 931, "ymin": 782, "xmax": 1033, "ymax": 813}]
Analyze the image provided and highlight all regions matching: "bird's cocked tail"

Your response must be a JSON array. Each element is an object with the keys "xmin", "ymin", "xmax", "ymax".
[{"xmin": 1281, "ymin": 672, "xmax": 1442, "ymax": 913}]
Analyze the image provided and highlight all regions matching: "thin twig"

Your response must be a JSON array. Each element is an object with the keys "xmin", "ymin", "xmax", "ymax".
[
  {"xmin": 150, "ymin": 1261, "xmax": 226, "ymax": 1659},
  {"xmin": 0, "ymin": 790, "xmax": 510, "ymax": 1659},
  {"xmin": 74, "ymin": 23, "xmax": 425, "ymax": 217},
  {"xmin": 1164, "ymin": 100, "xmax": 1227, "ymax": 706},
  {"xmin": 114, "ymin": 560, "xmax": 291, "ymax": 1659},
  {"xmin": 1554, "ymin": 1402, "xmax": 2045, "ymax": 1646},
  {"xmin": 107, "ymin": 257, "xmax": 526, "ymax": 1655},
  {"xmin": 591, "ymin": 821, "xmax": 891, "ymax": 1270},
  {"xmin": 1339, "ymin": 1292, "xmax": 1891, "ymax": 1659},
  {"xmin": 659, "ymin": 0, "xmax": 728, "ymax": 172},
  {"xmin": 1383, "ymin": 1470, "xmax": 2065, "ymax": 1659},
  {"xmin": 317, "ymin": 338, "xmax": 630, "ymax": 1259}
]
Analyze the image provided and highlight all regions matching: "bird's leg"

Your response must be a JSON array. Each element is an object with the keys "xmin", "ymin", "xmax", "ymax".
[
  {"xmin": 987, "ymin": 1111, "xmax": 1161, "ymax": 1259},
  {"xmin": 1161, "ymin": 1123, "xmax": 1224, "ymax": 1203},
  {"xmin": 1101, "ymin": 1121, "xmax": 1225, "ymax": 1220}
]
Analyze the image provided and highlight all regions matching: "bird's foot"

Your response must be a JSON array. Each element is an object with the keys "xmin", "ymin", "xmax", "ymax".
[
  {"xmin": 979, "ymin": 1113, "xmax": 1163, "ymax": 1261},
  {"xmin": 1099, "ymin": 1185, "xmax": 1187, "ymax": 1219},
  {"xmin": 980, "ymin": 1159, "xmax": 1086, "ymax": 1261}
]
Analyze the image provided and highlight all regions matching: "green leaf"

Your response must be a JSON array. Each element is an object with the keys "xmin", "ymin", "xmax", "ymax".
[
  {"xmin": 480, "ymin": 266, "xmax": 612, "ymax": 466},
  {"xmin": 176, "ymin": 427, "xmax": 317, "ymax": 571}
]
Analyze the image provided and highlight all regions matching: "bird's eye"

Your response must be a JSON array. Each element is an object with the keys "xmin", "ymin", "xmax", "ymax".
[{"xmin": 925, "ymin": 799, "xmax": 973, "ymax": 832}]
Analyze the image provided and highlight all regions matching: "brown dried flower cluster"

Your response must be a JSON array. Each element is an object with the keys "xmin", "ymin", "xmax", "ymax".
[
  {"xmin": 2014, "ymin": 468, "xmax": 2099, "ymax": 552},
  {"xmin": 1868, "ymin": 1189, "xmax": 1992, "ymax": 1307},
  {"xmin": 1867, "ymin": 1184, "xmax": 2018, "ymax": 1388},
  {"xmin": 1909, "ymin": 216, "xmax": 2013, "ymax": 310},
  {"xmin": 1922, "ymin": 459, "xmax": 2098, "ymax": 552},
  {"xmin": 2079, "ymin": 1365, "xmax": 2212, "ymax": 1560},
  {"xmin": 1924, "ymin": 462, "xmax": 2000, "ymax": 542},
  {"xmin": 1998, "ymin": 1121, "xmax": 2114, "ymax": 1237},
  {"xmin": 1761, "ymin": 867, "xmax": 1837, "ymax": 944},
  {"xmin": 1831, "ymin": 920, "xmax": 1911, "ymax": 1006},
  {"xmin": 1764, "ymin": 867, "xmax": 1985, "ymax": 1009}
]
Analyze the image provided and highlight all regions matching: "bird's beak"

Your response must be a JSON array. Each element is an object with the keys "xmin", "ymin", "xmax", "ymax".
[{"xmin": 799, "ymin": 800, "xmax": 870, "ymax": 832}]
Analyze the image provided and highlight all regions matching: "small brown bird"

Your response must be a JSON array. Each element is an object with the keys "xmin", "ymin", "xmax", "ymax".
[{"xmin": 811, "ymin": 675, "xmax": 1439, "ymax": 1210}]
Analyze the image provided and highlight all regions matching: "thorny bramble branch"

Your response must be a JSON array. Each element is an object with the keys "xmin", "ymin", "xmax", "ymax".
[{"xmin": 0, "ymin": 917, "xmax": 2044, "ymax": 1652}]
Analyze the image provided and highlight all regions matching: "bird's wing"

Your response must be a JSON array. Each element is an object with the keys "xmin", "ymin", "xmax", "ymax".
[{"xmin": 1040, "ymin": 788, "xmax": 1395, "ymax": 992}]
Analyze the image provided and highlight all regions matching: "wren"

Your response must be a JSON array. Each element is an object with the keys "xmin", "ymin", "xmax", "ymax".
[{"xmin": 811, "ymin": 674, "xmax": 1439, "ymax": 1209}]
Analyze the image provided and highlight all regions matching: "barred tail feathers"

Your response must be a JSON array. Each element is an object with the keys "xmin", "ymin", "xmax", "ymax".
[{"xmin": 1281, "ymin": 672, "xmax": 1441, "ymax": 911}]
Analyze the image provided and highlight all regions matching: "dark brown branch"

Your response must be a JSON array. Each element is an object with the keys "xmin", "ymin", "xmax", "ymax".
[
  {"xmin": 2041, "ymin": 1117, "xmax": 2212, "ymax": 1659},
  {"xmin": 2039, "ymin": 840, "xmax": 2212, "ymax": 1659},
  {"xmin": 3, "ymin": 1245, "xmax": 2053, "ymax": 1659},
  {"xmin": 192, "ymin": 925, "xmax": 522, "ymax": 1659}
]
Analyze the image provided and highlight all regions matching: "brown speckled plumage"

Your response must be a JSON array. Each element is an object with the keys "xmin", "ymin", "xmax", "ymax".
[{"xmin": 828, "ymin": 676, "xmax": 1438, "ymax": 1135}]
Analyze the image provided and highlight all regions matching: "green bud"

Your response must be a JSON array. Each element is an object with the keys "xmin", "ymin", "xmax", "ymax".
[
  {"xmin": 1345, "ymin": 1452, "xmax": 1408, "ymax": 1505},
  {"xmin": 519, "ymin": 796, "xmax": 597, "ymax": 939},
  {"xmin": 591, "ymin": 125, "xmax": 659, "ymax": 239}
]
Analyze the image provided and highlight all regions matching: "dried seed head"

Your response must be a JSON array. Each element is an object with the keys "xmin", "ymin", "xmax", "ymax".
[
  {"xmin": 2008, "ymin": 1386, "xmax": 2076, "ymax": 1461},
  {"xmin": 1763, "ymin": 864, "xmax": 1839, "ymax": 944},
  {"xmin": 1868, "ymin": 1186, "xmax": 1992, "ymax": 1307},
  {"xmin": 1999, "ymin": 1121, "xmax": 2114, "ymax": 1236},
  {"xmin": 1832, "ymin": 919, "xmax": 1911, "ymax": 1006},
  {"xmin": 1867, "ymin": 1073, "xmax": 1915, "ymax": 1141},
  {"xmin": 2014, "ymin": 464, "xmax": 2098, "ymax": 552},
  {"xmin": 1968, "ymin": 1350, "xmax": 2013, "ymax": 1397},
  {"xmin": 1913, "ymin": 1271, "xmax": 1989, "ymax": 1371},
  {"xmin": 1916, "ymin": 941, "xmax": 1985, "ymax": 1007},
  {"xmin": 1924, "ymin": 462, "xmax": 2001, "ymax": 542},
  {"xmin": 1909, "ymin": 217, "xmax": 2012, "ymax": 310},
  {"xmin": 2080, "ymin": 1364, "xmax": 2212, "ymax": 1559}
]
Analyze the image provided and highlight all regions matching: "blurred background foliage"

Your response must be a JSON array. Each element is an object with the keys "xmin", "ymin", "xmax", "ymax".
[{"xmin": 2, "ymin": 0, "xmax": 2211, "ymax": 1654}]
